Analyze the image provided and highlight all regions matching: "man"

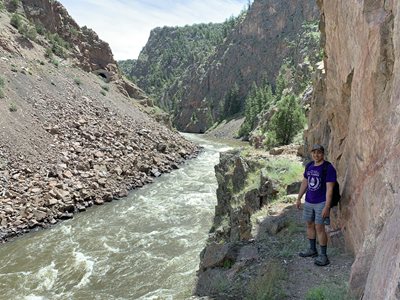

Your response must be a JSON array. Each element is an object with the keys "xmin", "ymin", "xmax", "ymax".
[{"xmin": 296, "ymin": 144, "xmax": 337, "ymax": 266}]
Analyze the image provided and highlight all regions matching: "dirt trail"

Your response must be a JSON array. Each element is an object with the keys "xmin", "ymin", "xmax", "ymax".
[{"xmin": 255, "ymin": 201, "xmax": 354, "ymax": 299}]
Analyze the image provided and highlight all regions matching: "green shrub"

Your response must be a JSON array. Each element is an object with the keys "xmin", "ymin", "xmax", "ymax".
[
  {"xmin": 68, "ymin": 26, "xmax": 79, "ymax": 38},
  {"xmin": 17, "ymin": 23, "xmax": 28, "ymax": 35},
  {"xmin": 51, "ymin": 43, "xmax": 66, "ymax": 58},
  {"xmin": 101, "ymin": 84, "xmax": 109, "ymax": 91},
  {"xmin": 10, "ymin": 13, "xmax": 22, "ymax": 29},
  {"xmin": 18, "ymin": 24, "xmax": 37, "ymax": 41},
  {"xmin": 0, "ymin": 89, "xmax": 4, "ymax": 99},
  {"xmin": 25, "ymin": 26, "xmax": 37, "ymax": 41},
  {"xmin": 100, "ymin": 90, "xmax": 106, "ymax": 96},
  {"xmin": 51, "ymin": 59, "xmax": 59, "ymax": 67},
  {"xmin": 46, "ymin": 32, "xmax": 70, "ymax": 58},
  {"xmin": 45, "ymin": 47, "xmax": 53, "ymax": 58},
  {"xmin": 74, "ymin": 78, "xmax": 82, "ymax": 86},
  {"xmin": 0, "ymin": 0, "xmax": 5, "ymax": 11},
  {"xmin": 35, "ymin": 22, "xmax": 45, "ymax": 35},
  {"xmin": 9, "ymin": 102, "xmax": 17, "ymax": 112}
]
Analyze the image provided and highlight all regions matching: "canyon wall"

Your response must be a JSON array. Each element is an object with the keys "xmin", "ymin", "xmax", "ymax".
[
  {"xmin": 172, "ymin": 0, "xmax": 319, "ymax": 132},
  {"xmin": 306, "ymin": 0, "xmax": 400, "ymax": 298}
]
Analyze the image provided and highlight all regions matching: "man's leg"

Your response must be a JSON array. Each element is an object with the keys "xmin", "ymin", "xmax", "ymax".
[
  {"xmin": 299, "ymin": 203, "xmax": 318, "ymax": 257},
  {"xmin": 314, "ymin": 203, "xmax": 330, "ymax": 266},
  {"xmin": 315, "ymin": 224, "xmax": 327, "ymax": 248}
]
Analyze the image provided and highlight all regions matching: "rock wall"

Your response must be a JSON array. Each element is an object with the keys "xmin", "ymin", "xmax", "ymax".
[
  {"xmin": 305, "ymin": 0, "xmax": 400, "ymax": 298},
  {"xmin": 173, "ymin": 0, "xmax": 319, "ymax": 132},
  {"xmin": 195, "ymin": 150, "xmax": 282, "ymax": 297}
]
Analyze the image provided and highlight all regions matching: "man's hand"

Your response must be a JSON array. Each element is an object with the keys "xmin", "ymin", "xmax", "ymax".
[
  {"xmin": 322, "ymin": 206, "xmax": 330, "ymax": 218},
  {"xmin": 296, "ymin": 199, "xmax": 301, "ymax": 210}
]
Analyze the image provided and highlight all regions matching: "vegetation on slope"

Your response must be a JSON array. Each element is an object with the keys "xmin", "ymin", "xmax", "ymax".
[
  {"xmin": 118, "ymin": 12, "xmax": 246, "ymax": 111},
  {"xmin": 238, "ymin": 20, "xmax": 321, "ymax": 149}
]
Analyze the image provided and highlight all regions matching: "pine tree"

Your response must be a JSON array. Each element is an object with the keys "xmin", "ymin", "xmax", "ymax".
[
  {"xmin": 269, "ymin": 94, "xmax": 305, "ymax": 145},
  {"xmin": 222, "ymin": 83, "xmax": 240, "ymax": 118}
]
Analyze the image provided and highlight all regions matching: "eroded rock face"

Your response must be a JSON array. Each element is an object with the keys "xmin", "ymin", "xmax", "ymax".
[
  {"xmin": 195, "ymin": 150, "xmax": 280, "ymax": 297},
  {"xmin": 21, "ymin": 0, "xmax": 117, "ymax": 74},
  {"xmin": 305, "ymin": 0, "xmax": 400, "ymax": 298}
]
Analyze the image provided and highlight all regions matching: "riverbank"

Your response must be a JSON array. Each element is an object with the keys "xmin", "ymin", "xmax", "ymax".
[{"xmin": 0, "ymin": 134, "xmax": 229, "ymax": 299}]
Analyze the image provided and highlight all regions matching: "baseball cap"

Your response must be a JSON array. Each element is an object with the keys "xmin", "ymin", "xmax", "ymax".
[{"xmin": 311, "ymin": 144, "xmax": 324, "ymax": 152}]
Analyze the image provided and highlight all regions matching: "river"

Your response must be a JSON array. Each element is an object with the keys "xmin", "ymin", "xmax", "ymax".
[{"xmin": 0, "ymin": 134, "xmax": 236, "ymax": 300}]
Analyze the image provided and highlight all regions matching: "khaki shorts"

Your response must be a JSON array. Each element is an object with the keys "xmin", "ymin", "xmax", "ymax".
[{"xmin": 303, "ymin": 201, "xmax": 330, "ymax": 225}]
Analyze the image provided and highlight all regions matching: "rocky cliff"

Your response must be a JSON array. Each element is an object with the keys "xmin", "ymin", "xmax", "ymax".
[
  {"xmin": 126, "ymin": 22, "xmax": 236, "ymax": 112},
  {"xmin": 0, "ymin": 1, "xmax": 198, "ymax": 241},
  {"xmin": 14, "ymin": 0, "xmax": 145, "ymax": 99},
  {"xmin": 21, "ymin": 0, "xmax": 116, "ymax": 75},
  {"xmin": 173, "ymin": 0, "xmax": 319, "ymax": 133},
  {"xmin": 305, "ymin": 0, "xmax": 400, "ymax": 298}
]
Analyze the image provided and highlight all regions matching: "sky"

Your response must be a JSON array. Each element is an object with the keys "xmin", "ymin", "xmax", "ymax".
[{"xmin": 58, "ymin": 0, "xmax": 250, "ymax": 61}]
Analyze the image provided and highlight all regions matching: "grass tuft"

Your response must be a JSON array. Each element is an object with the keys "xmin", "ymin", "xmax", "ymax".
[
  {"xmin": 245, "ymin": 260, "xmax": 287, "ymax": 300},
  {"xmin": 9, "ymin": 102, "xmax": 17, "ymax": 112},
  {"xmin": 73, "ymin": 78, "xmax": 82, "ymax": 86},
  {"xmin": 306, "ymin": 282, "xmax": 353, "ymax": 300}
]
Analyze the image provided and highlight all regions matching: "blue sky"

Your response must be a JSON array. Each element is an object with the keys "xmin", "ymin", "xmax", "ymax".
[{"xmin": 58, "ymin": 0, "xmax": 250, "ymax": 60}]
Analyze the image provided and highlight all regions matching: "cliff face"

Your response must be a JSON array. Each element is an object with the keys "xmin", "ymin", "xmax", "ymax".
[
  {"xmin": 306, "ymin": 0, "xmax": 400, "ymax": 298},
  {"xmin": 126, "ymin": 22, "xmax": 234, "ymax": 112},
  {"xmin": 19, "ymin": 0, "xmax": 145, "ymax": 99},
  {"xmin": 21, "ymin": 0, "xmax": 116, "ymax": 75},
  {"xmin": 173, "ymin": 0, "xmax": 319, "ymax": 132}
]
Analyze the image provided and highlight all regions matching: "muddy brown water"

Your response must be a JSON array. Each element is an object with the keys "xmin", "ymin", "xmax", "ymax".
[{"xmin": 0, "ymin": 134, "xmax": 239, "ymax": 300}]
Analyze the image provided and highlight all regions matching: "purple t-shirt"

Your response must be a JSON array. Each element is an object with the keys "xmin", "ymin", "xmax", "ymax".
[{"xmin": 304, "ymin": 161, "xmax": 337, "ymax": 204}]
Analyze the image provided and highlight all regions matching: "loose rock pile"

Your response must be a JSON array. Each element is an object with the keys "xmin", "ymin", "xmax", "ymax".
[{"xmin": 0, "ymin": 89, "xmax": 198, "ymax": 242}]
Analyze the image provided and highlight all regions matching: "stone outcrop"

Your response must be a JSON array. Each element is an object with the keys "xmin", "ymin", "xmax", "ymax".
[
  {"xmin": 21, "ymin": 0, "xmax": 116, "ymax": 74},
  {"xmin": 173, "ymin": 0, "xmax": 319, "ymax": 132},
  {"xmin": 17, "ymin": 0, "xmax": 146, "ymax": 100},
  {"xmin": 195, "ymin": 150, "xmax": 282, "ymax": 297},
  {"xmin": 305, "ymin": 0, "xmax": 400, "ymax": 298}
]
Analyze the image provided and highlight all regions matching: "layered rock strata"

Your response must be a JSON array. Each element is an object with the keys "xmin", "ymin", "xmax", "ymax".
[{"xmin": 305, "ymin": 0, "xmax": 400, "ymax": 298}]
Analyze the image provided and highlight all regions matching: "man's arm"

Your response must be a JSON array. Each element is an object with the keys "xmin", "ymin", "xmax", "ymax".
[
  {"xmin": 296, "ymin": 178, "xmax": 308, "ymax": 209},
  {"xmin": 322, "ymin": 182, "xmax": 335, "ymax": 217}
]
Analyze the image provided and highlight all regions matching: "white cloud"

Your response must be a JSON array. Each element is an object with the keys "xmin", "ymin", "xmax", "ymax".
[{"xmin": 58, "ymin": 0, "xmax": 249, "ymax": 60}]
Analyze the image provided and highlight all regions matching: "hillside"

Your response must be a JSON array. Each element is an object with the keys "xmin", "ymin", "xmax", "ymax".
[
  {"xmin": 119, "ymin": 18, "xmax": 242, "ymax": 112},
  {"xmin": 123, "ymin": 0, "xmax": 319, "ymax": 135},
  {"xmin": 0, "ymin": 0, "xmax": 197, "ymax": 241},
  {"xmin": 172, "ymin": 0, "xmax": 319, "ymax": 133}
]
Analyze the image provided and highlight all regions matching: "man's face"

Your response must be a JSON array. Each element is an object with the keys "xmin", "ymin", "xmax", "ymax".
[{"xmin": 311, "ymin": 149, "xmax": 324, "ymax": 162}]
